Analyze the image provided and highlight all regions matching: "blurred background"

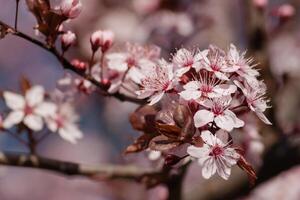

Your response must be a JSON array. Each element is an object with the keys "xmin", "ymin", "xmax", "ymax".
[{"xmin": 0, "ymin": 0, "xmax": 300, "ymax": 199}]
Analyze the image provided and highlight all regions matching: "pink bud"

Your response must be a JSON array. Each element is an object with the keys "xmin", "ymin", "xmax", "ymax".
[
  {"xmin": 60, "ymin": 0, "xmax": 82, "ymax": 19},
  {"xmin": 276, "ymin": 4, "xmax": 295, "ymax": 19},
  {"xmin": 71, "ymin": 59, "xmax": 87, "ymax": 71},
  {"xmin": 61, "ymin": 31, "xmax": 76, "ymax": 51},
  {"xmin": 90, "ymin": 30, "xmax": 114, "ymax": 53},
  {"xmin": 253, "ymin": 0, "xmax": 268, "ymax": 9}
]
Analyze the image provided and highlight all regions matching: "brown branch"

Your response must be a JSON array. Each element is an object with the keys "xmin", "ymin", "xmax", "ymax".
[
  {"xmin": 0, "ymin": 151, "xmax": 161, "ymax": 180},
  {"xmin": 0, "ymin": 20, "xmax": 146, "ymax": 104}
]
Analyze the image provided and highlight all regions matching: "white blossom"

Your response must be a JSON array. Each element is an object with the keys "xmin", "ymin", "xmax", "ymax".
[
  {"xmin": 187, "ymin": 130, "xmax": 240, "ymax": 180},
  {"xmin": 136, "ymin": 59, "xmax": 175, "ymax": 105},
  {"xmin": 45, "ymin": 103, "xmax": 82, "ymax": 144},
  {"xmin": 193, "ymin": 96, "xmax": 244, "ymax": 131},
  {"xmin": 2, "ymin": 86, "xmax": 56, "ymax": 131}
]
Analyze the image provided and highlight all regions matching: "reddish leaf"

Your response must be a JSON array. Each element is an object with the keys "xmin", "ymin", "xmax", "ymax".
[
  {"xmin": 124, "ymin": 134, "xmax": 154, "ymax": 154},
  {"xmin": 156, "ymin": 123, "xmax": 181, "ymax": 139},
  {"xmin": 129, "ymin": 105, "xmax": 157, "ymax": 134},
  {"xmin": 149, "ymin": 135, "xmax": 181, "ymax": 151},
  {"xmin": 191, "ymin": 135, "xmax": 204, "ymax": 147}
]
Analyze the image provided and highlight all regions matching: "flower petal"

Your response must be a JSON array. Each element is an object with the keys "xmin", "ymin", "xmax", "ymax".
[
  {"xmin": 3, "ymin": 91, "xmax": 25, "ymax": 110},
  {"xmin": 25, "ymin": 85, "xmax": 45, "ymax": 107},
  {"xmin": 202, "ymin": 157, "xmax": 217, "ymax": 179},
  {"xmin": 193, "ymin": 110, "xmax": 214, "ymax": 128},
  {"xmin": 34, "ymin": 102, "xmax": 57, "ymax": 117},
  {"xmin": 23, "ymin": 114, "xmax": 43, "ymax": 131},
  {"xmin": 59, "ymin": 123, "xmax": 83, "ymax": 144},
  {"xmin": 148, "ymin": 92, "xmax": 165, "ymax": 105},
  {"xmin": 2, "ymin": 111, "xmax": 24, "ymax": 128},
  {"xmin": 187, "ymin": 145, "xmax": 209, "ymax": 159}
]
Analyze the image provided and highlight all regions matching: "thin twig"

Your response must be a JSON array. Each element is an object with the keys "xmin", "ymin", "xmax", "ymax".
[{"xmin": 0, "ymin": 20, "xmax": 146, "ymax": 104}]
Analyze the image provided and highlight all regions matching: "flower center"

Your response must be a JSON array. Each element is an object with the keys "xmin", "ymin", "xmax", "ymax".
[
  {"xmin": 24, "ymin": 105, "xmax": 33, "ymax": 115},
  {"xmin": 184, "ymin": 60, "xmax": 194, "ymax": 67},
  {"xmin": 211, "ymin": 64, "xmax": 220, "ymax": 71},
  {"xmin": 55, "ymin": 115, "xmax": 65, "ymax": 128},
  {"xmin": 200, "ymin": 85, "xmax": 213, "ymax": 94},
  {"xmin": 210, "ymin": 146, "xmax": 224, "ymax": 157},
  {"xmin": 212, "ymin": 105, "xmax": 223, "ymax": 116},
  {"xmin": 126, "ymin": 57, "xmax": 136, "ymax": 68}
]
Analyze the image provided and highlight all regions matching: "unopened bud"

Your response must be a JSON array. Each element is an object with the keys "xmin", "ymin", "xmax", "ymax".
[
  {"xmin": 61, "ymin": 31, "xmax": 76, "ymax": 51},
  {"xmin": 275, "ymin": 4, "xmax": 295, "ymax": 20},
  {"xmin": 90, "ymin": 30, "xmax": 114, "ymax": 53},
  {"xmin": 71, "ymin": 59, "xmax": 87, "ymax": 71},
  {"xmin": 60, "ymin": 0, "xmax": 82, "ymax": 19},
  {"xmin": 100, "ymin": 78, "xmax": 111, "ymax": 90},
  {"xmin": 253, "ymin": 0, "xmax": 268, "ymax": 9}
]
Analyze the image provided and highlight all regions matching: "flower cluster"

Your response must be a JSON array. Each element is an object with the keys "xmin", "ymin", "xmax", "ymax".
[
  {"xmin": 1, "ymin": 85, "xmax": 82, "ymax": 144},
  {"xmin": 127, "ymin": 44, "xmax": 271, "ymax": 180}
]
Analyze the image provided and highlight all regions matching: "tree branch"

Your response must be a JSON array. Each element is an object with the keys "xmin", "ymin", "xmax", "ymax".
[
  {"xmin": 0, "ymin": 20, "xmax": 146, "ymax": 105},
  {"xmin": 0, "ymin": 151, "xmax": 161, "ymax": 180}
]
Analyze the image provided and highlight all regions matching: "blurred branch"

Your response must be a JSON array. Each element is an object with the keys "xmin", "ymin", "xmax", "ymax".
[
  {"xmin": 0, "ymin": 20, "xmax": 146, "ymax": 105},
  {"xmin": 0, "ymin": 151, "xmax": 161, "ymax": 180}
]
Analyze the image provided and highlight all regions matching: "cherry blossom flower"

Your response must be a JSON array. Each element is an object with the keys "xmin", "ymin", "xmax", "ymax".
[
  {"xmin": 46, "ymin": 103, "xmax": 82, "ymax": 144},
  {"xmin": 234, "ymin": 79, "xmax": 272, "ymax": 125},
  {"xmin": 106, "ymin": 43, "xmax": 160, "ymax": 84},
  {"xmin": 90, "ymin": 30, "xmax": 114, "ymax": 52},
  {"xmin": 193, "ymin": 96, "xmax": 244, "ymax": 131},
  {"xmin": 172, "ymin": 48, "xmax": 202, "ymax": 77},
  {"xmin": 61, "ymin": 31, "xmax": 76, "ymax": 51},
  {"xmin": 136, "ymin": 60, "xmax": 175, "ymax": 105},
  {"xmin": 226, "ymin": 44, "xmax": 259, "ymax": 83},
  {"xmin": 179, "ymin": 71, "xmax": 237, "ymax": 102},
  {"xmin": 60, "ymin": 0, "xmax": 82, "ymax": 19},
  {"xmin": 2, "ymin": 86, "xmax": 57, "ymax": 131},
  {"xmin": 199, "ymin": 45, "xmax": 239, "ymax": 80},
  {"xmin": 187, "ymin": 130, "xmax": 240, "ymax": 180}
]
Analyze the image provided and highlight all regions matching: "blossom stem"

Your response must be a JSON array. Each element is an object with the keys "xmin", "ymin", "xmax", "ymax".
[
  {"xmin": 89, "ymin": 51, "xmax": 95, "ymax": 74},
  {"xmin": 14, "ymin": 0, "xmax": 20, "ymax": 30},
  {"xmin": 27, "ymin": 130, "xmax": 37, "ymax": 155},
  {"xmin": 100, "ymin": 52, "xmax": 105, "ymax": 81}
]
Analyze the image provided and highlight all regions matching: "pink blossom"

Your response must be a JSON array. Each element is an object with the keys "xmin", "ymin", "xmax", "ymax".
[
  {"xmin": 234, "ymin": 79, "xmax": 272, "ymax": 125},
  {"xmin": 193, "ymin": 96, "xmax": 244, "ymax": 131},
  {"xmin": 61, "ymin": 31, "xmax": 76, "ymax": 51},
  {"xmin": 187, "ymin": 130, "xmax": 240, "ymax": 180},
  {"xmin": 226, "ymin": 44, "xmax": 259, "ymax": 82},
  {"xmin": 199, "ymin": 45, "xmax": 239, "ymax": 80},
  {"xmin": 60, "ymin": 0, "xmax": 82, "ymax": 19},
  {"xmin": 106, "ymin": 43, "xmax": 160, "ymax": 84},
  {"xmin": 90, "ymin": 30, "xmax": 114, "ymax": 52},
  {"xmin": 172, "ymin": 48, "xmax": 202, "ymax": 77},
  {"xmin": 136, "ymin": 60, "xmax": 175, "ymax": 105},
  {"xmin": 179, "ymin": 71, "xmax": 237, "ymax": 102}
]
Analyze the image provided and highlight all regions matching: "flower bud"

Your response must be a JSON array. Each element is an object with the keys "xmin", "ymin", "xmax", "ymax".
[
  {"xmin": 60, "ymin": 0, "xmax": 82, "ymax": 19},
  {"xmin": 71, "ymin": 59, "xmax": 87, "ymax": 71},
  {"xmin": 253, "ymin": 0, "xmax": 268, "ymax": 9},
  {"xmin": 61, "ymin": 31, "xmax": 76, "ymax": 51},
  {"xmin": 90, "ymin": 30, "xmax": 114, "ymax": 53},
  {"xmin": 275, "ymin": 4, "xmax": 295, "ymax": 20}
]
